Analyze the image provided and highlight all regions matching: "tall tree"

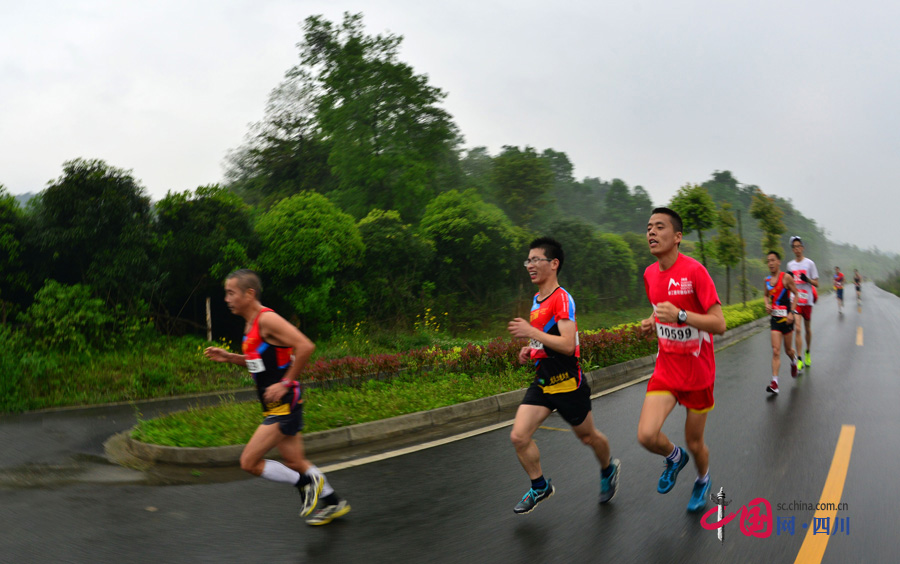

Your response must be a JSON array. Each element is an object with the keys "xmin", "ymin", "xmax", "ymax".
[
  {"xmin": 255, "ymin": 191, "xmax": 364, "ymax": 333},
  {"xmin": 419, "ymin": 189, "xmax": 522, "ymax": 313},
  {"xmin": 225, "ymin": 76, "xmax": 334, "ymax": 208},
  {"xmin": 602, "ymin": 179, "xmax": 633, "ymax": 232},
  {"xmin": 630, "ymin": 186, "xmax": 655, "ymax": 233},
  {"xmin": 491, "ymin": 145, "xmax": 554, "ymax": 229},
  {"xmin": 300, "ymin": 12, "xmax": 461, "ymax": 220},
  {"xmin": 0, "ymin": 186, "xmax": 29, "ymax": 323},
  {"xmin": 711, "ymin": 202, "xmax": 744, "ymax": 304},
  {"xmin": 669, "ymin": 184, "xmax": 717, "ymax": 267},
  {"xmin": 356, "ymin": 209, "xmax": 434, "ymax": 325},
  {"xmin": 154, "ymin": 185, "xmax": 256, "ymax": 332},
  {"xmin": 749, "ymin": 188, "xmax": 786, "ymax": 255},
  {"xmin": 28, "ymin": 159, "xmax": 154, "ymax": 309}
]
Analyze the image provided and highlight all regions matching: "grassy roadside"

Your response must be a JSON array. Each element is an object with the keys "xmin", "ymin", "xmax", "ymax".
[{"xmin": 132, "ymin": 299, "xmax": 766, "ymax": 448}]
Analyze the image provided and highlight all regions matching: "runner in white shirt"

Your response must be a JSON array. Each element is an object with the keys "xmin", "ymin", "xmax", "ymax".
[{"xmin": 786, "ymin": 237, "xmax": 818, "ymax": 371}]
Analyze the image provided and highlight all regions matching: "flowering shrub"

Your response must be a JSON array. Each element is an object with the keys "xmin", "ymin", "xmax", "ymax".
[
  {"xmin": 301, "ymin": 324, "xmax": 658, "ymax": 385},
  {"xmin": 298, "ymin": 300, "xmax": 767, "ymax": 386}
]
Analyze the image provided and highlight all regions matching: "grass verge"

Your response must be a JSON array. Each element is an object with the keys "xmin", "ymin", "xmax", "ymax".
[{"xmin": 132, "ymin": 299, "xmax": 765, "ymax": 448}]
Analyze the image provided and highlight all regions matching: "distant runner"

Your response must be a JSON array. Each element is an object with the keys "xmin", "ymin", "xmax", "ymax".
[
  {"xmin": 854, "ymin": 269, "xmax": 862, "ymax": 306},
  {"xmin": 787, "ymin": 237, "xmax": 818, "ymax": 372},
  {"xmin": 765, "ymin": 251, "xmax": 800, "ymax": 395},
  {"xmin": 833, "ymin": 266, "xmax": 845, "ymax": 316}
]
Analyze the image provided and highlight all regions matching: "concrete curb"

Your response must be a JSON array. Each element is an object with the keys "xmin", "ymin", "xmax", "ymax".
[{"xmin": 114, "ymin": 316, "xmax": 768, "ymax": 467}]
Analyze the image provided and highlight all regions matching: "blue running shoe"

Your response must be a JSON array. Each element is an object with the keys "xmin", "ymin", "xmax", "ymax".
[
  {"xmin": 687, "ymin": 478, "xmax": 711, "ymax": 512},
  {"xmin": 599, "ymin": 459, "xmax": 620, "ymax": 504},
  {"xmin": 657, "ymin": 447, "xmax": 689, "ymax": 494},
  {"xmin": 513, "ymin": 480, "xmax": 554, "ymax": 514}
]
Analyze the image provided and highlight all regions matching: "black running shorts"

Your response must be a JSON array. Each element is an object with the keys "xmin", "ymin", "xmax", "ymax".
[
  {"xmin": 770, "ymin": 316, "xmax": 794, "ymax": 334},
  {"xmin": 262, "ymin": 405, "xmax": 304, "ymax": 436},
  {"xmin": 521, "ymin": 380, "xmax": 592, "ymax": 426}
]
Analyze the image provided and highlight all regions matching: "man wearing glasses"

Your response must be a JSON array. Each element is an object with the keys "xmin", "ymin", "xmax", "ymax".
[
  {"xmin": 787, "ymin": 236, "xmax": 819, "ymax": 371},
  {"xmin": 506, "ymin": 237, "xmax": 620, "ymax": 514}
]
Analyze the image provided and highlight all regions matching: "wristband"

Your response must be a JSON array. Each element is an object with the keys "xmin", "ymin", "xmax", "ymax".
[{"xmin": 281, "ymin": 380, "xmax": 298, "ymax": 388}]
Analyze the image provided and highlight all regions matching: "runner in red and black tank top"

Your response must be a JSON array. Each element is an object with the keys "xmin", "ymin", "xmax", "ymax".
[
  {"xmin": 766, "ymin": 271, "xmax": 794, "ymax": 333},
  {"xmin": 243, "ymin": 308, "xmax": 300, "ymax": 416}
]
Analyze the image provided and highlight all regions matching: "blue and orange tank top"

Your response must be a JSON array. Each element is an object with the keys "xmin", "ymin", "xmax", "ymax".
[
  {"xmin": 243, "ymin": 307, "xmax": 300, "ymax": 416},
  {"xmin": 765, "ymin": 272, "xmax": 791, "ymax": 317}
]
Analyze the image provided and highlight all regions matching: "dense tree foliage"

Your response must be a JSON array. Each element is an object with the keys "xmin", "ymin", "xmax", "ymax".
[
  {"xmin": 27, "ymin": 159, "xmax": 154, "ymax": 310},
  {"xmin": 750, "ymin": 188, "xmax": 787, "ymax": 255},
  {"xmin": 670, "ymin": 184, "xmax": 717, "ymax": 267},
  {"xmin": 0, "ymin": 187, "xmax": 28, "ymax": 323},
  {"xmin": 255, "ymin": 191, "xmax": 365, "ymax": 333},
  {"xmin": 154, "ymin": 185, "xmax": 256, "ymax": 332},
  {"xmin": 0, "ymin": 12, "xmax": 883, "ymax": 353}
]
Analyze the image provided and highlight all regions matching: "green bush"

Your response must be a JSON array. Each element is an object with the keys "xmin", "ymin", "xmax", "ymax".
[
  {"xmin": 18, "ymin": 280, "xmax": 114, "ymax": 352},
  {"xmin": 722, "ymin": 298, "xmax": 766, "ymax": 329}
]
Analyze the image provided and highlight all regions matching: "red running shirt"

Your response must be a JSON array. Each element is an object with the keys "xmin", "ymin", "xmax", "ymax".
[{"xmin": 643, "ymin": 254, "xmax": 721, "ymax": 391}]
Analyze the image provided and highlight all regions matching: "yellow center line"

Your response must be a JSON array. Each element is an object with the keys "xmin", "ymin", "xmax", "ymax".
[
  {"xmin": 538, "ymin": 426, "xmax": 570, "ymax": 432},
  {"xmin": 794, "ymin": 424, "xmax": 856, "ymax": 564},
  {"xmin": 856, "ymin": 327, "xmax": 863, "ymax": 346}
]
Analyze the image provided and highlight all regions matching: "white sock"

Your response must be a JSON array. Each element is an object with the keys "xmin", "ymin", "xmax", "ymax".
[
  {"xmin": 773, "ymin": 375, "xmax": 779, "ymax": 384},
  {"xmin": 307, "ymin": 465, "xmax": 334, "ymax": 497},
  {"xmin": 697, "ymin": 472, "xmax": 709, "ymax": 485},
  {"xmin": 666, "ymin": 446, "xmax": 681, "ymax": 464},
  {"xmin": 260, "ymin": 460, "xmax": 301, "ymax": 485}
]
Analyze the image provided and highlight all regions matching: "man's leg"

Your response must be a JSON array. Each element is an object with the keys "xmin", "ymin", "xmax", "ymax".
[
  {"xmin": 240, "ymin": 423, "xmax": 288, "ymax": 476},
  {"xmin": 278, "ymin": 433, "xmax": 349, "ymax": 524},
  {"xmin": 794, "ymin": 321, "xmax": 805, "ymax": 362},
  {"xmin": 510, "ymin": 403, "xmax": 554, "ymax": 514},
  {"xmin": 684, "ymin": 410, "xmax": 710, "ymax": 478},
  {"xmin": 770, "ymin": 330, "xmax": 782, "ymax": 378},
  {"xmin": 637, "ymin": 392, "xmax": 678, "ymax": 456},
  {"xmin": 805, "ymin": 315, "xmax": 813, "ymax": 352},
  {"xmin": 571, "ymin": 411, "xmax": 611, "ymax": 468},
  {"xmin": 638, "ymin": 392, "xmax": 687, "ymax": 495},
  {"xmin": 684, "ymin": 408, "xmax": 711, "ymax": 511},
  {"xmin": 510, "ymin": 404, "xmax": 552, "ymax": 478}
]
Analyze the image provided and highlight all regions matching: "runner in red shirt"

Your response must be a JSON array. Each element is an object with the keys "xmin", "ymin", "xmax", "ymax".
[
  {"xmin": 507, "ymin": 237, "xmax": 620, "ymax": 514},
  {"xmin": 639, "ymin": 208, "xmax": 726, "ymax": 512},
  {"xmin": 833, "ymin": 266, "xmax": 845, "ymax": 315}
]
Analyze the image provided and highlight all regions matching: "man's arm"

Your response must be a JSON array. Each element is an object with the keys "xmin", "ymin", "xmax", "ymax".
[
  {"xmin": 259, "ymin": 312, "xmax": 316, "ymax": 383},
  {"xmin": 508, "ymin": 317, "xmax": 577, "ymax": 356},
  {"xmin": 204, "ymin": 347, "xmax": 247, "ymax": 367},
  {"xmin": 655, "ymin": 301, "xmax": 726, "ymax": 335}
]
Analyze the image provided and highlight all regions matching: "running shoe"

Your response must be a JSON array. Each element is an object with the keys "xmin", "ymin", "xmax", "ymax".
[
  {"xmin": 514, "ymin": 480, "xmax": 555, "ymax": 514},
  {"xmin": 298, "ymin": 472, "xmax": 324, "ymax": 518},
  {"xmin": 796, "ymin": 358, "xmax": 804, "ymax": 372},
  {"xmin": 599, "ymin": 459, "xmax": 620, "ymax": 504},
  {"xmin": 790, "ymin": 358, "xmax": 798, "ymax": 378},
  {"xmin": 766, "ymin": 380, "xmax": 779, "ymax": 395},
  {"xmin": 805, "ymin": 351, "xmax": 811, "ymax": 367},
  {"xmin": 658, "ymin": 447, "xmax": 689, "ymax": 494},
  {"xmin": 687, "ymin": 478, "xmax": 711, "ymax": 512},
  {"xmin": 306, "ymin": 499, "xmax": 351, "ymax": 526}
]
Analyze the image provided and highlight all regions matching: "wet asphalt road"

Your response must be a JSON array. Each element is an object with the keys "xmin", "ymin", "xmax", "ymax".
[{"xmin": 0, "ymin": 283, "xmax": 897, "ymax": 563}]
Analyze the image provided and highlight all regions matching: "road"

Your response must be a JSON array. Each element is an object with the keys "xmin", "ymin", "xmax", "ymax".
[{"xmin": 1, "ymin": 283, "xmax": 897, "ymax": 563}]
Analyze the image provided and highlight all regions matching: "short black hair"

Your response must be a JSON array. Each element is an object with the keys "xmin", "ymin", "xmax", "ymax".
[
  {"xmin": 767, "ymin": 250, "xmax": 781, "ymax": 260},
  {"xmin": 529, "ymin": 237, "xmax": 565, "ymax": 273},
  {"xmin": 651, "ymin": 207, "xmax": 683, "ymax": 234},
  {"xmin": 226, "ymin": 269, "xmax": 262, "ymax": 298}
]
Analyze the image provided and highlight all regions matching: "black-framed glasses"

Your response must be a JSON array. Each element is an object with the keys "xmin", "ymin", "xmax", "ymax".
[{"xmin": 524, "ymin": 258, "xmax": 553, "ymax": 267}]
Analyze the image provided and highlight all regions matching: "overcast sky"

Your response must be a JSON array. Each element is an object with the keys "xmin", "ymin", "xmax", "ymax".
[{"xmin": 1, "ymin": 0, "xmax": 896, "ymax": 253}]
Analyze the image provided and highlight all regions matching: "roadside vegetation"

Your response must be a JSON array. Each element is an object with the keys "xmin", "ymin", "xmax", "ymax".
[{"xmin": 131, "ymin": 299, "xmax": 765, "ymax": 448}]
